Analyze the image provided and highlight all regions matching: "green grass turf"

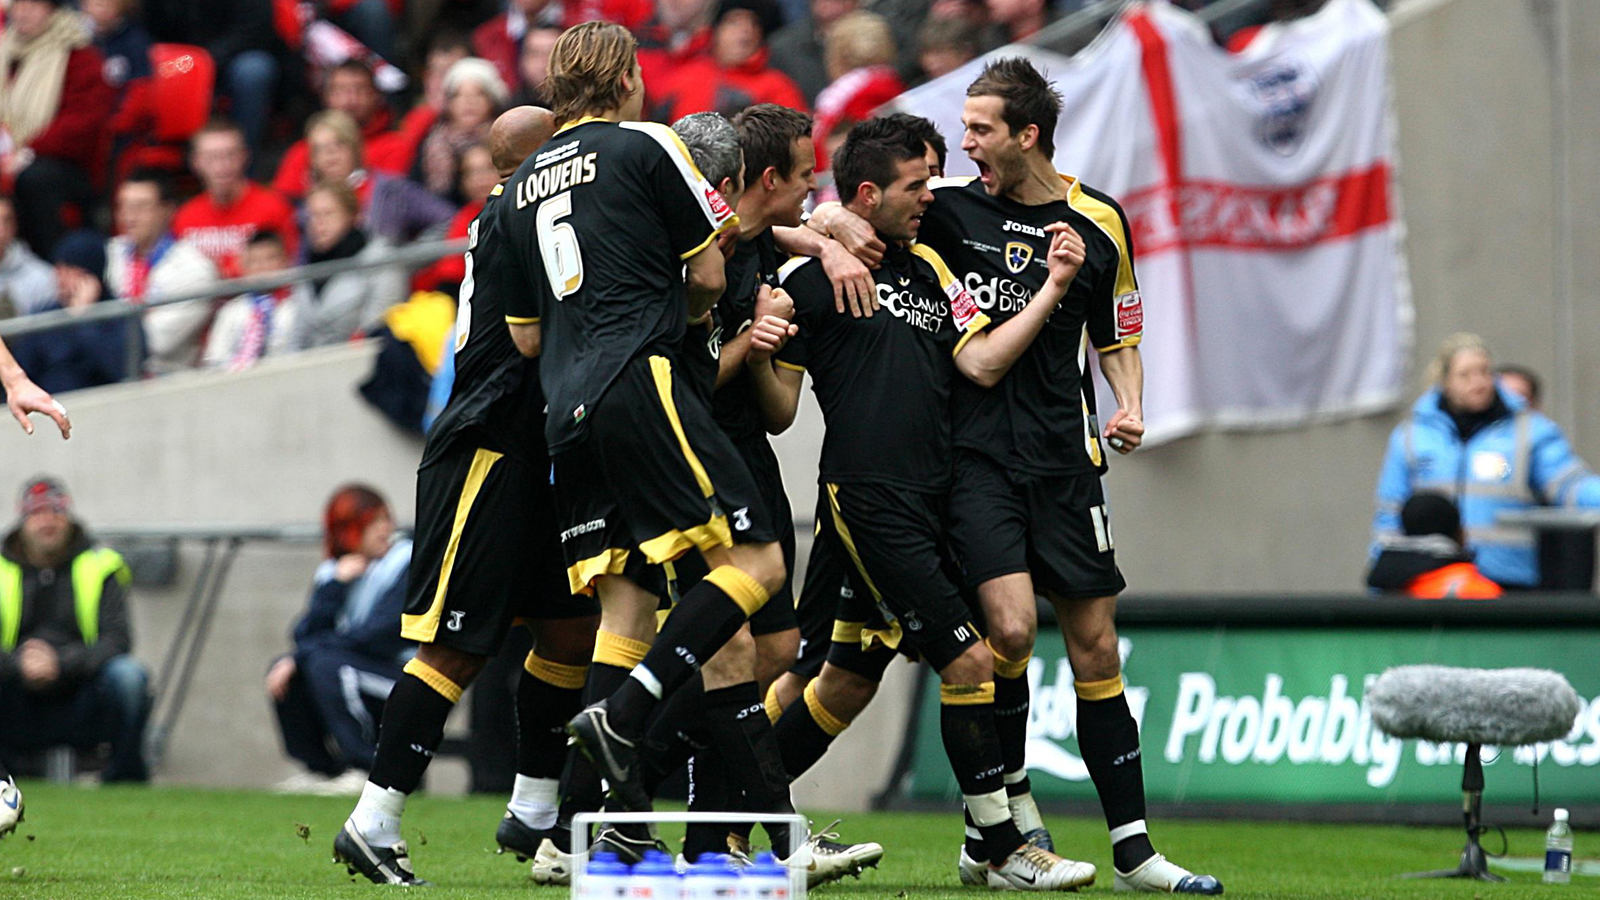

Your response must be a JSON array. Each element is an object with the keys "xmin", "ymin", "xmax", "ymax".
[{"xmin": 0, "ymin": 782, "xmax": 1592, "ymax": 899}]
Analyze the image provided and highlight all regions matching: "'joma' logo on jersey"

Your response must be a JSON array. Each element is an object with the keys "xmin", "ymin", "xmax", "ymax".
[
  {"xmin": 1005, "ymin": 241, "xmax": 1033, "ymax": 274},
  {"xmin": 1003, "ymin": 220, "xmax": 1048, "ymax": 237}
]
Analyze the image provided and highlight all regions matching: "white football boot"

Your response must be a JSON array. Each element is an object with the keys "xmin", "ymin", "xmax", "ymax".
[
  {"xmin": 1113, "ymin": 853, "xmax": 1223, "ymax": 894},
  {"xmin": 0, "ymin": 778, "xmax": 22, "ymax": 839},
  {"xmin": 987, "ymin": 844, "xmax": 1097, "ymax": 891}
]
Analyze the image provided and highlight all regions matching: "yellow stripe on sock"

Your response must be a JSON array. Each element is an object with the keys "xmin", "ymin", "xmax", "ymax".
[
  {"xmin": 404, "ymin": 658, "xmax": 463, "ymax": 703},
  {"xmin": 1075, "ymin": 674, "xmax": 1125, "ymax": 701},
  {"xmin": 987, "ymin": 639, "xmax": 1031, "ymax": 680},
  {"xmin": 593, "ymin": 630, "xmax": 651, "ymax": 669},
  {"xmin": 764, "ymin": 681, "xmax": 783, "ymax": 724},
  {"xmin": 803, "ymin": 680, "xmax": 848, "ymax": 737},
  {"xmin": 940, "ymin": 681, "xmax": 996, "ymax": 706},
  {"xmin": 705, "ymin": 564, "xmax": 770, "ymax": 616},
  {"xmin": 524, "ymin": 652, "xmax": 588, "ymax": 690}
]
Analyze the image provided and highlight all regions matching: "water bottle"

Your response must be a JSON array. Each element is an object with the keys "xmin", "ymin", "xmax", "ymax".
[
  {"xmin": 632, "ymin": 849, "xmax": 683, "ymax": 899},
  {"xmin": 1545, "ymin": 807, "xmax": 1573, "ymax": 884},
  {"xmin": 684, "ymin": 857, "xmax": 741, "ymax": 899},
  {"xmin": 738, "ymin": 853, "xmax": 790, "ymax": 899},
  {"xmin": 583, "ymin": 851, "xmax": 630, "ymax": 898}
]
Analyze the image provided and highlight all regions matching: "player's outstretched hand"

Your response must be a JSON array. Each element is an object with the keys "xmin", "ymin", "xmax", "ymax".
[
  {"xmin": 747, "ymin": 314, "xmax": 799, "ymax": 365},
  {"xmin": 754, "ymin": 284, "xmax": 795, "ymax": 323},
  {"xmin": 1103, "ymin": 408, "xmax": 1144, "ymax": 454},
  {"xmin": 820, "ymin": 241, "xmax": 878, "ymax": 319},
  {"xmin": 827, "ymin": 208, "xmax": 885, "ymax": 269},
  {"xmin": 1046, "ymin": 222, "xmax": 1086, "ymax": 288},
  {"xmin": 6, "ymin": 377, "xmax": 71, "ymax": 439}
]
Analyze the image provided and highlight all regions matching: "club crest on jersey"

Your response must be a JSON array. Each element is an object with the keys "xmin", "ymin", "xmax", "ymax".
[{"xmin": 1005, "ymin": 241, "xmax": 1033, "ymax": 274}]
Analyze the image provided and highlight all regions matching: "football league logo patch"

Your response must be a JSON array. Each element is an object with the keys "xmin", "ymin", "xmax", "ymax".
[{"xmin": 1005, "ymin": 241, "xmax": 1033, "ymax": 274}]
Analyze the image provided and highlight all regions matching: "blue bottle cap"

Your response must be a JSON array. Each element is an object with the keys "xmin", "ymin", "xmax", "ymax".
[
  {"xmin": 632, "ymin": 859, "xmax": 677, "ymax": 877},
  {"xmin": 643, "ymin": 849, "xmax": 673, "ymax": 863}
]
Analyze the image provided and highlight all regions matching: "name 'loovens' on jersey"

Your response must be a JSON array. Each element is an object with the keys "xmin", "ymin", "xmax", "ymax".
[{"xmin": 515, "ymin": 147, "xmax": 599, "ymax": 208}]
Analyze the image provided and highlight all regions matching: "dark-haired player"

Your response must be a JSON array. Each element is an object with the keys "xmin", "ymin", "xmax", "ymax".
[
  {"xmin": 748, "ymin": 114, "xmax": 1095, "ymax": 891},
  {"xmin": 813, "ymin": 58, "xmax": 1221, "ymax": 894},
  {"xmin": 333, "ymin": 106, "xmax": 602, "ymax": 887}
]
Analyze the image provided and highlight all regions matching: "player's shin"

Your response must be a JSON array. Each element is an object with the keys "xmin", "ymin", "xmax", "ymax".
[
  {"xmin": 700, "ymin": 681, "xmax": 796, "ymax": 852},
  {"xmin": 356, "ymin": 658, "xmax": 463, "ymax": 843},
  {"xmin": 989, "ymin": 641, "xmax": 1047, "ymax": 837},
  {"xmin": 939, "ymin": 681, "xmax": 1024, "ymax": 867},
  {"xmin": 606, "ymin": 566, "xmax": 768, "ymax": 738},
  {"xmin": 556, "ymin": 631, "xmax": 648, "ymax": 842},
  {"xmin": 510, "ymin": 652, "xmax": 589, "ymax": 830},
  {"xmin": 1076, "ymin": 674, "xmax": 1155, "ymax": 872}
]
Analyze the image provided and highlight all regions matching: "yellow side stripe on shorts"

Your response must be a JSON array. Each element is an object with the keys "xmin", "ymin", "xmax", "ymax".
[
  {"xmin": 524, "ymin": 652, "xmax": 588, "ymax": 689},
  {"xmin": 648, "ymin": 355, "xmax": 715, "ymax": 499},
  {"xmin": 824, "ymin": 483, "xmax": 884, "ymax": 605},
  {"xmin": 400, "ymin": 448, "xmax": 502, "ymax": 642},
  {"xmin": 940, "ymin": 681, "xmax": 996, "ymax": 706},
  {"xmin": 405, "ymin": 658, "xmax": 463, "ymax": 703}
]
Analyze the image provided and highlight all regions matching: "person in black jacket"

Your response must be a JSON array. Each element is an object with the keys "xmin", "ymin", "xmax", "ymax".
[
  {"xmin": 10, "ymin": 231, "xmax": 137, "ymax": 393},
  {"xmin": 0, "ymin": 477, "xmax": 147, "ymax": 783},
  {"xmin": 265, "ymin": 485, "xmax": 414, "ymax": 792}
]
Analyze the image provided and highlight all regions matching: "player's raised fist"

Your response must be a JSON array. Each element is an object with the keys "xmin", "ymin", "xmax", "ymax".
[
  {"xmin": 755, "ymin": 284, "xmax": 795, "ymax": 322},
  {"xmin": 1046, "ymin": 222, "xmax": 1086, "ymax": 288},
  {"xmin": 747, "ymin": 314, "xmax": 799, "ymax": 364}
]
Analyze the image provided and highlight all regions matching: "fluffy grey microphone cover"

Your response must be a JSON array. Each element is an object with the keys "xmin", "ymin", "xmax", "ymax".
[{"xmin": 1367, "ymin": 666, "xmax": 1581, "ymax": 745}]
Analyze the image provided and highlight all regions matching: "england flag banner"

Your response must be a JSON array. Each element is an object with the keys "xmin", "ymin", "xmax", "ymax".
[{"xmin": 895, "ymin": 0, "xmax": 1410, "ymax": 443}]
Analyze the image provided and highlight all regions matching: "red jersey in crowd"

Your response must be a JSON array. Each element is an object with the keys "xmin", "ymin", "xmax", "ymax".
[
  {"xmin": 173, "ymin": 183, "xmax": 299, "ymax": 278},
  {"xmin": 635, "ymin": 20, "xmax": 713, "ymax": 115},
  {"xmin": 271, "ymin": 107, "xmax": 415, "ymax": 201},
  {"xmin": 473, "ymin": 0, "xmax": 653, "ymax": 92},
  {"xmin": 654, "ymin": 48, "xmax": 806, "ymax": 124}
]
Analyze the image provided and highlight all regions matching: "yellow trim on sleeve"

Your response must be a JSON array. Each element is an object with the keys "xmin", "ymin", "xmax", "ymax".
[
  {"xmin": 951, "ymin": 312, "xmax": 991, "ymax": 359},
  {"xmin": 567, "ymin": 548, "xmax": 631, "ymax": 596},
  {"xmin": 1068, "ymin": 184, "xmax": 1138, "ymax": 299},
  {"xmin": 987, "ymin": 639, "xmax": 1031, "ymax": 680},
  {"xmin": 404, "ymin": 658, "xmax": 464, "ymax": 703},
  {"xmin": 1096, "ymin": 335, "xmax": 1142, "ymax": 353},
  {"xmin": 705, "ymin": 564, "xmax": 770, "ymax": 616},
  {"xmin": 908, "ymin": 242, "xmax": 960, "ymax": 292},
  {"xmin": 400, "ymin": 448, "xmax": 502, "ymax": 642},
  {"xmin": 803, "ymin": 680, "xmax": 849, "ymax": 736},
  {"xmin": 648, "ymin": 355, "xmax": 715, "ymax": 498},
  {"xmin": 505, "ymin": 315, "xmax": 540, "ymax": 325},
  {"xmin": 1074, "ymin": 674, "xmax": 1126, "ymax": 701},
  {"xmin": 940, "ymin": 681, "xmax": 996, "ymax": 706},
  {"xmin": 593, "ymin": 630, "xmax": 652, "ymax": 669},
  {"xmin": 774, "ymin": 359, "xmax": 806, "ymax": 372},
  {"xmin": 524, "ymin": 652, "xmax": 589, "ymax": 689},
  {"xmin": 678, "ymin": 215, "xmax": 741, "ymax": 261}
]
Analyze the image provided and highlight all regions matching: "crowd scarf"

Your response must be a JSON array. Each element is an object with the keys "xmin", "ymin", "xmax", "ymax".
[
  {"xmin": 124, "ymin": 234, "xmax": 175, "ymax": 301},
  {"xmin": 307, "ymin": 227, "xmax": 368, "ymax": 293},
  {"xmin": 231, "ymin": 288, "xmax": 289, "ymax": 372},
  {"xmin": 0, "ymin": 9, "xmax": 89, "ymax": 148}
]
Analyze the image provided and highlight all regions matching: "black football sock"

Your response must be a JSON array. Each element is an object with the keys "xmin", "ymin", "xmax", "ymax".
[
  {"xmin": 1076, "ymin": 675, "xmax": 1155, "ymax": 872},
  {"xmin": 556, "ymin": 633, "xmax": 646, "ymax": 848},
  {"xmin": 639, "ymin": 673, "xmax": 709, "ymax": 794},
  {"xmin": 773, "ymin": 679, "xmax": 848, "ymax": 779},
  {"xmin": 700, "ymin": 682, "xmax": 794, "ymax": 853},
  {"xmin": 366, "ymin": 659, "xmax": 461, "ymax": 795},
  {"xmin": 682, "ymin": 750, "xmax": 736, "ymax": 861},
  {"xmin": 940, "ymin": 681, "xmax": 1023, "ymax": 867},
  {"xmin": 606, "ymin": 566, "xmax": 768, "ymax": 739},
  {"xmin": 509, "ymin": 653, "xmax": 588, "ymax": 829},
  {"xmin": 989, "ymin": 642, "xmax": 1042, "ymax": 832},
  {"xmin": 964, "ymin": 807, "xmax": 988, "ymax": 865}
]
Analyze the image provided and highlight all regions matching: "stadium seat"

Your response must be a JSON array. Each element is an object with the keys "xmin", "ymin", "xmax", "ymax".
[{"xmin": 149, "ymin": 45, "xmax": 217, "ymax": 144}]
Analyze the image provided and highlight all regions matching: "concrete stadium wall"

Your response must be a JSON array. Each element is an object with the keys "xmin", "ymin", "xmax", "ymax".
[{"xmin": 1, "ymin": 0, "xmax": 1593, "ymax": 803}]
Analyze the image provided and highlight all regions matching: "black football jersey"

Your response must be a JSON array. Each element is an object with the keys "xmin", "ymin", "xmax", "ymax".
[
  {"xmin": 425, "ymin": 185, "xmax": 544, "ymax": 465},
  {"xmin": 498, "ymin": 117, "xmax": 740, "ymax": 454},
  {"xmin": 919, "ymin": 175, "xmax": 1142, "ymax": 476},
  {"xmin": 776, "ymin": 242, "xmax": 989, "ymax": 492}
]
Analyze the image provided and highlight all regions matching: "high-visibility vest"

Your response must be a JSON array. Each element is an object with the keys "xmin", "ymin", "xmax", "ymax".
[{"xmin": 0, "ymin": 547, "xmax": 130, "ymax": 651}]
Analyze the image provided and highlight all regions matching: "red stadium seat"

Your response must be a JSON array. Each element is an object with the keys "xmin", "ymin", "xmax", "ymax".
[{"xmin": 148, "ymin": 44, "xmax": 216, "ymax": 144}]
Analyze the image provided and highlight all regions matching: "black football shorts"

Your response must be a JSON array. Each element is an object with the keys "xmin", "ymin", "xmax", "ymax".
[
  {"xmin": 402, "ymin": 433, "xmax": 597, "ymax": 656},
  {"xmin": 948, "ymin": 449, "xmax": 1126, "ymax": 600},
  {"xmin": 790, "ymin": 495, "xmax": 850, "ymax": 679},
  {"xmin": 551, "ymin": 354, "xmax": 777, "ymax": 596}
]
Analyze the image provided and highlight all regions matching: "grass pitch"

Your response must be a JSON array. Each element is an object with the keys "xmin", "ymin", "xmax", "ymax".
[{"xmin": 0, "ymin": 782, "xmax": 1589, "ymax": 899}]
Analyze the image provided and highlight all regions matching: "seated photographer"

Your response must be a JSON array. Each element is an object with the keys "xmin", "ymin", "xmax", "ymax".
[
  {"xmin": 266, "ymin": 485, "xmax": 413, "ymax": 793},
  {"xmin": 1368, "ymin": 493, "xmax": 1501, "ymax": 599}
]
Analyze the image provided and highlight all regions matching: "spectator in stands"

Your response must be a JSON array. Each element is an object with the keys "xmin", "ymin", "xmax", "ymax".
[
  {"xmin": 636, "ymin": 0, "xmax": 717, "ymax": 110},
  {"xmin": 301, "ymin": 182, "xmax": 408, "ymax": 345},
  {"xmin": 202, "ymin": 232, "xmax": 313, "ymax": 371},
  {"xmin": 413, "ymin": 142, "xmax": 496, "ymax": 294},
  {"xmin": 266, "ymin": 484, "xmax": 413, "ymax": 792},
  {"xmin": 304, "ymin": 111, "xmax": 456, "ymax": 244},
  {"xmin": 512, "ymin": 25, "xmax": 562, "ymax": 107},
  {"xmin": 812, "ymin": 11, "xmax": 904, "ymax": 183},
  {"xmin": 655, "ymin": 0, "xmax": 807, "ymax": 122},
  {"xmin": 767, "ymin": 0, "xmax": 857, "ymax": 104},
  {"xmin": 322, "ymin": 0, "xmax": 400, "ymax": 65},
  {"xmin": 174, "ymin": 119, "xmax": 300, "ymax": 279},
  {"xmin": 0, "ymin": 477, "xmax": 149, "ymax": 783},
  {"xmin": 396, "ymin": 31, "xmax": 473, "ymax": 157},
  {"xmin": 142, "ymin": 0, "xmax": 287, "ymax": 156},
  {"xmin": 985, "ymin": 0, "xmax": 1052, "ymax": 46},
  {"xmin": 83, "ymin": 0, "xmax": 154, "ymax": 176},
  {"xmin": 274, "ymin": 61, "xmax": 413, "ymax": 202},
  {"xmin": 8, "ymin": 230, "xmax": 132, "ymax": 393},
  {"xmin": 105, "ymin": 170, "xmax": 220, "ymax": 375},
  {"xmin": 413, "ymin": 58, "xmax": 507, "ymax": 200},
  {"xmin": 1372, "ymin": 333, "xmax": 1600, "ymax": 589},
  {"xmin": 916, "ymin": 14, "xmax": 980, "ymax": 83},
  {"xmin": 474, "ymin": 0, "xmax": 563, "ymax": 92},
  {"xmin": 1498, "ymin": 364, "xmax": 1542, "ymax": 412},
  {"xmin": 0, "ymin": 0, "xmax": 116, "ymax": 258},
  {"xmin": 1368, "ymin": 493, "xmax": 1501, "ymax": 599},
  {"xmin": 0, "ymin": 196, "xmax": 56, "ymax": 319}
]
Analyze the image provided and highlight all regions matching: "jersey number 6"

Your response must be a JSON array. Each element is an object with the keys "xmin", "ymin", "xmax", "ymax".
[{"xmin": 538, "ymin": 191, "xmax": 585, "ymax": 301}]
